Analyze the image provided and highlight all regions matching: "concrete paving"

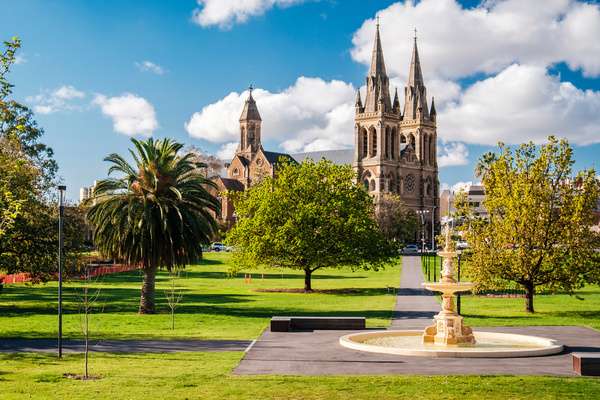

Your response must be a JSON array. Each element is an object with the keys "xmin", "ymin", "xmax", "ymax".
[
  {"xmin": 0, "ymin": 339, "xmax": 252, "ymax": 353},
  {"xmin": 235, "ymin": 256, "xmax": 600, "ymax": 375},
  {"xmin": 391, "ymin": 255, "xmax": 439, "ymax": 329}
]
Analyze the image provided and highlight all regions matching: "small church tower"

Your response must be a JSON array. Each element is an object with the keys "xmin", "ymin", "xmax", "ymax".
[{"xmin": 238, "ymin": 86, "xmax": 262, "ymax": 157}]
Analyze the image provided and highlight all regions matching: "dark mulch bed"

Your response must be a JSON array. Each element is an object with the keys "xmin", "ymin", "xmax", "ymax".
[
  {"xmin": 63, "ymin": 373, "xmax": 102, "ymax": 380},
  {"xmin": 254, "ymin": 288, "xmax": 363, "ymax": 294}
]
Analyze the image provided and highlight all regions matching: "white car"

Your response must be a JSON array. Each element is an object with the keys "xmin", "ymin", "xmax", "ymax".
[
  {"xmin": 210, "ymin": 242, "xmax": 229, "ymax": 252},
  {"xmin": 456, "ymin": 240, "xmax": 469, "ymax": 250}
]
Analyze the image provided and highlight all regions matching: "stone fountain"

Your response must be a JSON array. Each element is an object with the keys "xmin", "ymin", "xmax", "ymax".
[
  {"xmin": 422, "ymin": 225, "xmax": 475, "ymax": 346},
  {"xmin": 338, "ymin": 226, "xmax": 564, "ymax": 358}
]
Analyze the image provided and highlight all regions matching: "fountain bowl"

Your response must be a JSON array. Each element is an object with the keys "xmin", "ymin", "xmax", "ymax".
[{"xmin": 339, "ymin": 330, "xmax": 563, "ymax": 358}]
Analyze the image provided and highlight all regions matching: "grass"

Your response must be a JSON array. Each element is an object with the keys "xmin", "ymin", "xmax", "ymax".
[
  {"xmin": 462, "ymin": 286, "xmax": 600, "ymax": 330},
  {"xmin": 419, "ymin": 254, "xmax": 600, "ymax": 330},
  {"xmin": 1, "ymin": 352, "xmax": 599, "ymax": 400},
  {"xmin": 0, "ymin": 252, "xmax": 401, "ymax": 340}
]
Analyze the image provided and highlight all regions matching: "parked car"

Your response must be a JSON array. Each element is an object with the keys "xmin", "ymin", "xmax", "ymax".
[
  {"xmin": 210, "ymin": 242, "xmax": 229, "ymax": 252},
  {"xmin": 456, "ymin": 240, "xmax": 469, "ymax": 250},
  {"xmin": 402, "ymin": 244, "xmax": 420, "ymax": 254}
]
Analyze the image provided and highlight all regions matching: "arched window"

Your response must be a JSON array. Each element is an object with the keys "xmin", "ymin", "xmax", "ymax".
[
  {"xmin": 247, "ymin": 124, "xmax": 255, "ymax": 144},
  {"xmin": 429, "ymin": 136, "xmax": 435, "ymax": 165},
  {"xmin": 385, "ymin": 127, "xmax": 391, "ymax": 159},
  {"xmin": 369, "ymin": 127, "xmax": 377, "ymax": 157},
  {"xmin": 361, "ymin": 128, "xmax": 368, "ymax": 159},
  {"xmin": 400, "ymin": 134, "xmax": 406, "ymax": 144},
  {"xmin": 233, "ymin": 168, "xmax": 239, "ymax": 176},
  {"xmin": 409, "ymin": 133, "xmax": 415, "ymax": 147},
  {"xmin": 423, "ymin": 134, "xmax": 429, "ymax": 165},
  {"xmin": 363, "ymin": 179, "xmax": 369, "ymax": 190},
  {"xmin": 391, "ymin": 128, "xmax": 397, "ymax": 159},
  {"xmin": 369, "ymin": 179, "xmax": 375, "ymax": 192}
]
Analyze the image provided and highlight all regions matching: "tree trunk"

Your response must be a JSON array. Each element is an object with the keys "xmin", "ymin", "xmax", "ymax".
[
  {"xmin": 524, "ymin": 281, "xmax": 535, "ymax": 313},
  {"xmin": 304, "ymin": 268, "xmax": 313, "ymax": 292},
  {"xmin": 139, "ymin": 265, "xmax": 157, "ymax": 314}
]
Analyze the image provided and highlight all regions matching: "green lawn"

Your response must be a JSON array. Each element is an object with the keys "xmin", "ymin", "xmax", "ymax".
[
  {"xmin": 462, "ymin": 286, "xmax": 600, "ymax": 330},
  {"xmin": 0, "ymin": 252, "xmax": 401, "ymax": 340},
  {"xmin": 1, "ymin": 352, "xmax": 599, "ymax": 400}
]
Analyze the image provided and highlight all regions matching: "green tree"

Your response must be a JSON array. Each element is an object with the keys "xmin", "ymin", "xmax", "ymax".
[
  {"xmin": 465, "ymin": 137, "xmax": 600, "ymax": 313},
  {"xmin": 375, "ymin": 194, "xmax": 418, "ymax": 246},
  {"xmin": 0, "ymin": 37, "xmax": 70, "ymax": 282},
  {"xmin": 226, "ymin": 159, "xmax": 395, "ymax": 292},
  {"xmin": 86, "ymin": 138, "xmax": 220, "ymax": 313}
]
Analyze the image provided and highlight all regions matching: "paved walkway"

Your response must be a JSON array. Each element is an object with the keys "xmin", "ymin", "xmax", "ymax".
[
  {"xmin": 391, "ymin": 256, "xmax": 439, "ymax": 329},
  {"xmin": 0, "ymin": 339, "xmax": 252, "ymax": 353},
  {"xmin": 235, "ymin": 256, "xmax": 600, "ymax": 375}
]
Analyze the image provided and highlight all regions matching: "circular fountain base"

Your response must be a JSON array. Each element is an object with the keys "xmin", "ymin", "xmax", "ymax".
[{"xmin": 339, "ymin": 330, "xmax": 563, "ymax": 358}]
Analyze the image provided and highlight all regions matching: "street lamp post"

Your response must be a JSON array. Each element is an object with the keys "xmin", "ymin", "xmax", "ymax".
[
  {"xmin": 57, "ymin": 185, "xmax": 66, "ymax": 358},
  {"xmin": 457, "ymin": 249, "xmax": 462, "ymax": 315},
  {"xmin": 431, "ymin": 205, "xmax": 436, "ymax": 251},
  {"xmin": 416, "ymin": 209, "xmax": 430, "ymax": 253}
]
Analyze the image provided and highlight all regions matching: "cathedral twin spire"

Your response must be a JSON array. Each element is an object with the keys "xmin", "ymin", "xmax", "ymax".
[{"xmin": 357, "ymin": 21, "xmax": 435, "ymax": 123}]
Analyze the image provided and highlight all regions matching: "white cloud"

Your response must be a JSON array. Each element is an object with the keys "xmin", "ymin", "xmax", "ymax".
[
  {"xmin": 135, "ymin": 60, "xmax": 165, "ymax": 75},
  {"xmin": 437, "ymin": 142, "xmax": 469, "ymax": 167},
  {"xmin": 216, "ymin": 142, "xmax": 239, "ymax": 160},
  {"xmin": 192, "ymin": 0, "xmax": 307, "ymax": 28},
  {"xmin": 440, "ymin": 64, "xmax": 600, "ymax": 145},
  {"xmin": 14, "ymin": 54, "xmax": 27, "ymax": 65},
  {"xmin": 27, "ymin": 85, "xmax": 86, "ymax": 114},
  {"xmin": 185, "ymin": 76, "xmax": 355, "ymax": 152},
  {"xmin": 351, "ymin": 0, "xmax": 600, "ymax": 80},
  {"xmin": 93, "ymin": 93, "xmax": 158, "ymax": 136}
]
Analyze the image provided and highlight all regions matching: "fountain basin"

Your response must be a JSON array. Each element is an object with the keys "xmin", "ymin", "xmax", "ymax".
[
  {"xmin": 423, "ymin": 281, "xmax": 474, "ymax": 294},
  {"xmin": 339, "ymin": 330, "xmax": 563, "ymax": 358}
]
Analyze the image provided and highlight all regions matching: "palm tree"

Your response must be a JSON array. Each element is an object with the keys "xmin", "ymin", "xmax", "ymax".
[{"xmin": 86, "ymin": 138, "xmax": 220, "ymax": 313}]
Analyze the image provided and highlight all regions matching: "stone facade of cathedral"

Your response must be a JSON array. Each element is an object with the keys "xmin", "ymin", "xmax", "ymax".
[
  {"xmin": 353, "ymin": 24, "xmax": 439, "ymax": 240},
  {"xmin": 214, "ymin": 24, "xmax": 439, "ymax": 241}
]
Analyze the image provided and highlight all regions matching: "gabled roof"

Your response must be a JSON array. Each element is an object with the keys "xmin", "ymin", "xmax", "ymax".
[
  {"xmin": 291, "ymin": 149, "xmax": 354, "ymax": 166},
  {"xmin": 219, "ymin": 177, "xmax": 245, "ymax": 192},
  {"xmin": 263, "ymin": 150, "xmax": 295, "ymax": 165}
]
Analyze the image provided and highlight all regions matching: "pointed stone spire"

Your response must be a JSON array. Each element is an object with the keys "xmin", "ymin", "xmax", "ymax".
[
  {"xmin": 430, "ymin": 97, "xmax": 436, "ymax": 118},
  {"xmin": 392, "ymin": 87, "xmax": 400, "ymax": 113},
  {"xmin": 403, "ymin": 31, "xmax": 429, "ymax": 120},
  {"xmin": 363, "ymin": 17, "xmax": 392, "ymax": 113},
  {"xmin": 368, "ymin": 17, "xmax": 387, "ymax": 78},
  {"xmin": 239, "ymin": 85, "xmax": 262, "ymax": 121},
  {"xmin": 407, "ymin": 32, "xmax": 424, "ymax": 88},
  {"xmin": 355, "ymin": 89, "xmax": 363, "ymax": 113}
]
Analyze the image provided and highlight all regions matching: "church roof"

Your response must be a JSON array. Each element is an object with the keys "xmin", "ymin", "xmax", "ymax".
[
  {"xmin": 219, "ymin": 177, "xmax": 245, "ymax": 192},
  {"xmin": 263, "ymin": 150, "xmax": 295, "ymax": 165},
  {"xmin": 291, "ymin": 149, "xmax": 354, "ymax": 165},
  {"xmin": 239, "ymin": 89, "xmax": 262, "ymax": 121}
]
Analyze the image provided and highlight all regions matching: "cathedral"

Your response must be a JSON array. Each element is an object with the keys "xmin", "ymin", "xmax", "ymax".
[
  {"xmin": 353, "ymin": 24, "xmax": 440, "ymax": 238},
  {"xmin": 213, "ymin": 23, "xmax": 439, "ymax": 241}
]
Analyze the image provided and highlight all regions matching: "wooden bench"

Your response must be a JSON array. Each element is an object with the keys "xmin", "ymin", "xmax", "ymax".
[
  {"xmin": 270, "ymin": 316, "xmax": 366, "ymax": 332},
  {"xmin": 572, "ymin": 353, "xmax": 600, "ymax": 376}
]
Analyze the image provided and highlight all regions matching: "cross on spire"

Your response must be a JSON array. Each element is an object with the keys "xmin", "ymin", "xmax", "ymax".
[
  {"xmin": 376, "ymin": 15, "xmax": 380, "ymax": 27},
  {"xmin": 414, "ymin": 27, "xmax": 417, "ymax": 41}
]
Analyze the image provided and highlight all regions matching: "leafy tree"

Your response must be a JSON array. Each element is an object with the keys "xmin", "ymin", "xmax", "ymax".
[
  {"xmin": 375, "ymin": 194, "xmax": 418, "ymax": 246},
  {"xmin": 0, "ymin": 37, "xmax": 73, "ymax": 282},
  {"xmin": 86, "ymin": 138, "xmax": 220, "ymax": 313},
  {"xmin": 465, "ymin": 137, "xmax": 600, "ymax": 312},
  {"xmin": 226, "ymin": 159, "xmax": 395, "ymax": 292}
]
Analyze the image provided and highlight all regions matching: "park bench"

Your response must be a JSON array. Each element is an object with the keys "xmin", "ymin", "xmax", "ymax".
[
  {"xmin": 572, "ymin": 353, "xmax": 600, "ymax": 376},
  {"xmin": 270, "ymin": 316, "xmax": 365, "ymax": 332}
]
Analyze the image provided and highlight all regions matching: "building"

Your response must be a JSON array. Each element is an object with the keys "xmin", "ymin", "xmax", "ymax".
[
  {"xmin": 440, "ymin": 185, "xmax": 488, "ymax": 222},
  {"xmin": 213, "ymin": 25, "xmax": 440, "ymax": 238},
  {"xmin": 79, "ymin": 181, "xmax": 97, "ymax": 204},
  {"xmin": 211, "ymin": 88, "xmax": 295, "ymax": 226},
  {"xmin": 353, "ymin": 23, "xmax": 439, "ymax": 240}
]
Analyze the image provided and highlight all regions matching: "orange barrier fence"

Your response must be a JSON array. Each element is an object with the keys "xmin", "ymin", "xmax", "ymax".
[{"xmin": 0, "ymin": 264, "xmax": 141, "ymax": 285}]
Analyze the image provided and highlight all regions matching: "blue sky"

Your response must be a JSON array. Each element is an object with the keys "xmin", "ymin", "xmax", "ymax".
[{"xmin": 2, "ymin": 0, "xmax": 599, "ymax": 200}]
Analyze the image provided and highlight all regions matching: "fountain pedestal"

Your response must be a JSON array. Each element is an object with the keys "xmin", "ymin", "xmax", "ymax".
[{"xmin": 422, "ymin": 239, "xmax": 476, "ymax": 346}]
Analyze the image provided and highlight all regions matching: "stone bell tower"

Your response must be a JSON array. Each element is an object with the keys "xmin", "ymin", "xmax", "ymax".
[{"xmin": 238, "ymin": 86, "xmax": 262, "ymax": 158}]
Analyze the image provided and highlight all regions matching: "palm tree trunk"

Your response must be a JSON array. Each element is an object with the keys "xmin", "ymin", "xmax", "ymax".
[{"xmin": 139, "ymin": 264, "xmax": 157, "ymax": 314}]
